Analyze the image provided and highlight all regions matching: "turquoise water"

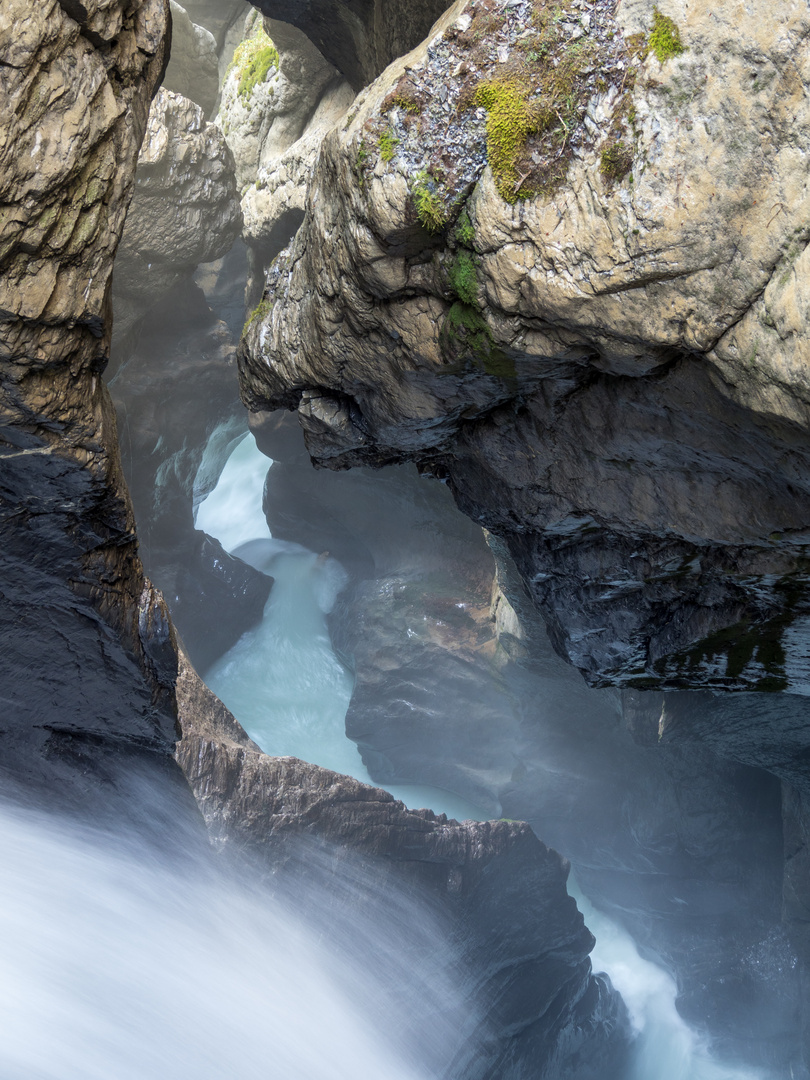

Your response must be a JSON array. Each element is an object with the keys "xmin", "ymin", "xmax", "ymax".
[
  {"xmin": 196, "ymin": 432, "xmax": 772, "ymax": 1080},
  {"xmin": 196, "ymin": 433, "xmax": 486, "ymax": 822}
]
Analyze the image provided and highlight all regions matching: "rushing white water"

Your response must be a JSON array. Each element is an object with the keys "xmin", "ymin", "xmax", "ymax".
[
  {"xmin": 196, "ymin": 433, "xmax": 487, "ymax": 821},
  {"xmin": 0, "ymin": 802, "xmax": 469, "ymax": 1080},
  {"xmin": 195, "ymin": 432, "xmax": 776, "ymax": 1080},
  {"xmin": 570, "ymin": 882, "xmax": 769, "ymax": 1080}
]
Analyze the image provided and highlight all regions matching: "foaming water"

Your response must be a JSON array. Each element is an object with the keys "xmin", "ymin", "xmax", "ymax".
[
  {"xmin": 197, "ymin": 433, "xmax": 486, "ymax": 820},
  {"xmin": 195, "ymin": 432, "xmax": 777, "ymax": 1080},
  {"xmin": 0, "ymin": 802, "xmax": 468, "ymax": 1080},
  {"xmin": 571, "ymin": 882, "xmax": 770, "ymax": 1080}
]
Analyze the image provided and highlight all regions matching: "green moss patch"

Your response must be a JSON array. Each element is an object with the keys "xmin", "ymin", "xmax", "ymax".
[
  {"xmin": 228, "ymin": 25, "xmax": 279, "ymax": 102},
  {"xmin": 648, "ymin": 8, "xmax": 685, "ymax": 63},
  {"xmin": 440, "ymin": 302, "xmax": 516, "ymax": 378},
  {"xmin": 454, "ymin": 210, "xmax": 476, "ymax": 247},
  {"xmin": 413, "ymin": 171, "xmax": 448, "ymax": 232},
  {"xmin": 242, "ymin": 295, "xmax": 273, "ymax": 338},
  {"xmin": 379, "ymin": 128, "xmax": 399, "ymax": 163},
  {"xmin": 600, "ymin": 140, "xmax": 634, "ymax": 185},
  {"xmin": 448, "ymin": 249, "xmax": 479, "ymax": 306},
  {"xmin": 474, "ymin": 79, "xmax": 545, "ymax": 201}
]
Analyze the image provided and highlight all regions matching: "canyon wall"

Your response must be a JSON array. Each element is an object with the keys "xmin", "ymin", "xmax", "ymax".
[
  {"xmin": 0, "ymin": 0, "xmax": 186, "ymax": 816},
  {"xmin": 241, "ymin": 0, "xmax": 810, "ymax": 695},
  {"xmin": 0, "ymin": 7, "xmax": 631, "ymax": 1076}
]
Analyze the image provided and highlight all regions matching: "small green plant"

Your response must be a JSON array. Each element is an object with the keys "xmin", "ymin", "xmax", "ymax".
[
  {"xmin": 242, "ymin": 295, "xmax": 273, "ymax": 338},
  {"xmin": 448, "ymin": 249, "xmax": 478, "ymax": 306},
  {"xmin": 229, "ymin": 25, "xmax": 279, "ymax": 101},
  {"xmin": 599, "ymin": 140, "xmax": 633, "ymax": 185},
  {"xmin": 648, "ymin": 8, "xmax": 685, "ymax": 63},
  {"xmin": 379, "ymin": 128, "xmax": 398, "ymax": 163},
  {"xmin": 455, "ymin": 210, "xmax": 476, "ymax": 247},
  {"xmin": 384, "ymin": 91, "xmax": 422, "ymax": 115},
  {"xmin": 441, "ymin": 303, "xmax": 516, "ymax": 378},
  {"xmin": 355, "ymin": 138, "xmax": 370, "ymax": 185},
  {"xmin": 413, "ymin": 172, "xmax": 447, "ymax": 232}
]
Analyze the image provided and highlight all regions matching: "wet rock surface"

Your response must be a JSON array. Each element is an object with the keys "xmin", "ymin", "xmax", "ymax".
[
  {"xmin": 253, "ymin": 409, "xmax": 800, "ymax": 1070},
  {"xmin": 0, "ymin": 0, "xmax": 190, "ymax": 817},
  {"xmin": 175, "ymin": 648, "xmax": 630, "ymax": 1080},
  {"xmin": 241, "ymin": 0, "xmax": 810, "ymax": 694}
]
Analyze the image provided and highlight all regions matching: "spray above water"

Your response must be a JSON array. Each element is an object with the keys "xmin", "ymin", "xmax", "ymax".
[{"xmin": 0, "ymin": 801, "xmax": 472, "ymax": 1080}]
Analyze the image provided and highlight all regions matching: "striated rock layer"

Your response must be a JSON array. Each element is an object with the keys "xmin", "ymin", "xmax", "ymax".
[
  {"xmin": 0, "ymin": 0, "xmax": 188, "ymax": 814},
  {"xmin": 241, "ymin": 0, "xmax": 810, "ymax": 694}
]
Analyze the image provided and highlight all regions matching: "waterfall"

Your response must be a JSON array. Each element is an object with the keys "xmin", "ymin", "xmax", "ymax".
[
  {"xmin": 0, "ymin": 799, "xmax": 470, "ymax": 1080},
  {"xmin": 195, "ymin": 432, "xmax": 777, "ymax": 1080}
]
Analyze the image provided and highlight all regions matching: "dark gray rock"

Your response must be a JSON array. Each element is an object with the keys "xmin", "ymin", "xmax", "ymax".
[
  {"xmin": 175, "ymin": 650, "xmax": 631, "ymax": 1080},
  {"xmin": 110, "ymin": 276, "xmax": 271, "ymax": 672},
  {"xmin": 251, "ymin": 0, "xmax": 455, "ymax": 89}
]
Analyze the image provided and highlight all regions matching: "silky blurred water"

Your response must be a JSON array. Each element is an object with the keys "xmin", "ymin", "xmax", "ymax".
[
  {"xmin": 0, "ymin": 802, "xmax": 466, "ymax": 1080},
  {"xmin": 197, "ymin": 432, "xmax": 487, "ymax": 822},
  {"xmin": 571, "ymin": 882, "xmax": 768, "ymax": 1080},
  {"xmin": 195, "ymin": 431, "xmax": 775, "ymax": 1080}
]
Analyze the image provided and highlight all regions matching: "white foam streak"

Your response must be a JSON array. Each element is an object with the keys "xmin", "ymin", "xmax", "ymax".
[
  {"xmin": 573, "ymin": 882, "xmax": 767, "ymax": 1080},
  {"xmin": 0, "ymin": 806, "xmax": 444, "ymax": 1080}
]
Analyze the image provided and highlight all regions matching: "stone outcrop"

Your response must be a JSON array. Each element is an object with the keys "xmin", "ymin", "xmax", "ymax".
[
  {"xmin": 0, "ymin": 0, "xmax": 194, "ymax": 815},
  {"xmin": 162, "ymin": 1, "xmax": 220, "ymax": 115},
  {"xmin": 110, "ymin": 275, "xmax": 271, "ymax": 672},
  {"xmin": 250, "ymin": 0, "xmax": 454, "ymax": 90},
  {"xmin": 241, "ymin": 0, "xmax": 810, "ymax": 694},
  {"xmin": 113, "ymin": 86, "xmax": 241, "ymax": 357},
  {"xmin": 218, "ymin": 15, "xmax": 351, "ymax": 195},
  {"xmin": 175, "ymin": 649, "xmax": 630, "ymax": 1080},
  {"xmin": 216, "ymin": 13, "xmax": 354, "ymax": 302},
  {"xmin": 171, "ymin": 0, "xmax": 250, "ymax": 50}
]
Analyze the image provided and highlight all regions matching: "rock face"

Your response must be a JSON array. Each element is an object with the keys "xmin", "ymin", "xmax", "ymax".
[
  {"xmin": 175, "ymin": 650, "xmax": 630, "ymax": 1080},
  {"xmin": 162, "ymin": 1, "xmax": 220, "ymax": 115},
  {"xmin": 241, "ymin": 0, "xmax": 810, "ymax": 694},
  {"xmin": 251, "ymin": 0, "xmax": 455, "ymax": 90},
  {"xmin": 113, "ymin": 86, "xmax": 241, "ymax": 356},
  {"xmin": 218, "ymin": 14, "xmax": 351, "ymax": 195},
  {"xmin": 0, "ymin": 0, "xmax": 195, "ymax": 814},
  {"xmin": 110, "ymin": 276, "xmax": 271, "ymax": 672},
  {"xmin": 216, "ymin": 13, "xmax": 354, "ymax": 302}
]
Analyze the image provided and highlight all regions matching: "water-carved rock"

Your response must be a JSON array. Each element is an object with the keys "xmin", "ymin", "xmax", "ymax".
[{"xmin": 241, "ymin": 0, "xmax": 810, "ymax": 694}]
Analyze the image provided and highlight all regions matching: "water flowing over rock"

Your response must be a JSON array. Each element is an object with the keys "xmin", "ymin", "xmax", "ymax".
[
  {"xmin": 175, "ymin": 649, "xmax": 631, "ymax": 1080},
  {"xmin": 241, "ymin": 0, "xmax": 810, "ymax": 695}
]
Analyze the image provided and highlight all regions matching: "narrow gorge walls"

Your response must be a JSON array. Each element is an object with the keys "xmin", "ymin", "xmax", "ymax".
[
  {"xmin": 0, "ymin": 0, "xmax": 188, "ymax": 813},
  {"xmin": 241, "ymin": 0, "xmax": 810, "ymax": 694}
]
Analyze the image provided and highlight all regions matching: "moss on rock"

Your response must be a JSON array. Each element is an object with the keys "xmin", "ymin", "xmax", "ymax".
[
  {"xmin": 228, "ymin": 25, "xmax": 279, "ymax": 102},
  {"xmin": 648, "ymin": 9, "xmax": 685, "ymax": 63}
]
